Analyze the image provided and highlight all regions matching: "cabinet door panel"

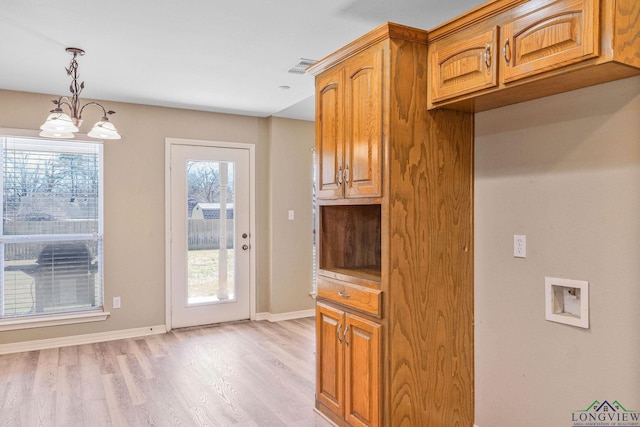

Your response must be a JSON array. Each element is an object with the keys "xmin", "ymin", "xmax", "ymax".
[
  {"xmin": 502, "ymin": 0, "xmax": 599, "ymax": 83},
  {"xmin": 345, "ymin": 314, "xmax": 381, "ymax": 427},
  {"xmin": 316, "ymin": 71, "xmax": 344, "ymax": 200},
  {"xmin": 344, "ymin": 50, "xmax": 383, "ymax": 199},
  {"xmin": 431, "ymin": 26, "xmax": 499, "ymax": 103},
  {"xmin": 316, "ymin": 304, "xmax": 345, "ymax": 416}
]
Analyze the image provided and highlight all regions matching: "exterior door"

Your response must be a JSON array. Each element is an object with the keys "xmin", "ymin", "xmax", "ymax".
[{"xmin": 169, "ymin": 143, "xmax": 251, "ymax": 328}]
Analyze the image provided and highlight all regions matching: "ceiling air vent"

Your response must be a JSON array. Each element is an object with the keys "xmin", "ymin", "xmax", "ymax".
[{"xmin": 288, "ymin": 58, "xmax": 318, "ymax": 74}]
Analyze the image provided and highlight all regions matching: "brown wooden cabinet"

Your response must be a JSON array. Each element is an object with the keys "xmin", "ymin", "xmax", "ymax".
[
  {"xmin": 311, "ymin": 2, "xmax": 638, "ymax": 426},
  {"xmin": 315, "ymin": 45, "xmax": 383, "ymax": 200},
  {"xmin": 428, "ymin": 0, "xmax": 640, "ymax": 111},
  {"xmin": 316, "ymin": 303, "xmax": 381, "ymax": 427},
  {"xmin": 430, "ymin": 26, "xmax": 499, "ymax": 103},
  {"xmin": 316, "ymin": 70, "xmax": 344, "ymax": 200},
  {"xmin": 309, "ymin": 22, "xmax": 474, "ymax": 427},
  {"xmin": 501, "ymin": 0, "xmax": 599, "ymax": 83},
  {"xmin": 316, "ymin": 302, "xmax": 345, "ymax": 417}
]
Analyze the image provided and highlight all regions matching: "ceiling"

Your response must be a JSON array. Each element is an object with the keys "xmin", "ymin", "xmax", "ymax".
[{"xmin": 0, "ymin": 0, "xmax": 485, "ymax": 122}]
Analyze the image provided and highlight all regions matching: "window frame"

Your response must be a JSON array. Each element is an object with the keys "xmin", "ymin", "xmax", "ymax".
[{"xmin": 0, "ymin": 128, "xmax": 109, "ymax": 331}]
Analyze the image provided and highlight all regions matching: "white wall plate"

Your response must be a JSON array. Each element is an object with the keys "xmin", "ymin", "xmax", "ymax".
[{"xmin": 545, "ymin": 277, "xmax": 589, "ymax": 329}]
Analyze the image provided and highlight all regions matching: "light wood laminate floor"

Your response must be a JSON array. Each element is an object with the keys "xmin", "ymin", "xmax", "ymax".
[{"xmin": 0, "ymin": 317, "xmax": 333, "ymax": 426}]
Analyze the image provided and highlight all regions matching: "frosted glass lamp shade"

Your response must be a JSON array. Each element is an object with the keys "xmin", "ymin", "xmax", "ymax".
[
  {"xmin": 40, "ymin": 112, "xmax": 79, "ymax": 133},
  {"xmin": 39, "ymin": 130, "xmax": 75, "ymax": 139},
  {"xmin": 88, "ymin": 120, "xmax": 121, "ymax": 139}
]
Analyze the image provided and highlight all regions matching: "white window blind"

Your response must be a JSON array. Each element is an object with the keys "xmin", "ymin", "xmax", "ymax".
[{"xmin": 0, "ymin": 136, "xmax": 103, "ymax": 319}]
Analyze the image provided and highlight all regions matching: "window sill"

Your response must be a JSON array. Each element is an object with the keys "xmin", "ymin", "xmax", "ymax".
[{"xmin": 0, "ymin": 310, "xmax": 110, "ymax": 331}]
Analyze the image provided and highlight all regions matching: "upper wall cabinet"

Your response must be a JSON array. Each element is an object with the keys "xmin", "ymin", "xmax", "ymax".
[
  {"xmin": 428, "ymin": 0, "xmax": 640, "ymax": 111},
  {"xmin": 314, "ymin": 47, "xmax": 383, "ymax": 200},
  {"xmin": 316, "ymin": 70, "xmax": 344, "ymax": 200},
  {"xmin": 431, "ymin": 26, "xmax": 499, "ymax": 103},
  {"xmin": 501, "ymin": 0, "xmax": 598, "ymax": 82}
]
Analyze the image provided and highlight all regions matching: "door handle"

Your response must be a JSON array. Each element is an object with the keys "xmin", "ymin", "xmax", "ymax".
[
  {"xmin": 484, "ymin": 44, "xmax": 491, "ymax": 72},
  {"xmin": 503, "ymin": 38, "xmax": 511, "ymax": 66},
  {"xmin": 242, "ymin": 244, "xmax": 250, "ymax": 250},
  {"xmin": 338, "ymin": 291, "xmax": 351, "ymax": 299},
  {"xmin": 242, "ymin": 233, "xmax": 249, "ymax": 239}
]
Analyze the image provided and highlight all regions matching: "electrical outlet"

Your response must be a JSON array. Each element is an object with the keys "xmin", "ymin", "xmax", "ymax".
[
  {"xmin": 288, "ymin": 210, "xmax": 295, "ymax": 220},
  {"xmin": 514, "ymin": 235, "xmax": 526, "ymax": 258},
  {"xmin": 113, "ymin": 296, "xmax": 121, "ymax": 309}
]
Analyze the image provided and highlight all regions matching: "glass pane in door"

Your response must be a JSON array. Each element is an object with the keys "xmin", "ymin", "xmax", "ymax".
[{"xmin": 186, "ymin": 160, "xmax": 235, "ymax": 305}]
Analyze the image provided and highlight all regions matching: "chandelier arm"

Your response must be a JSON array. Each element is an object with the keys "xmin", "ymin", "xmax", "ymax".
[
  {"xmin": 55, "ymin": 97, "xmax": 73, "ymax": 112},
  {"xmin": 79, "ymin": 102, "xmax": 109, "ymax": 120}
]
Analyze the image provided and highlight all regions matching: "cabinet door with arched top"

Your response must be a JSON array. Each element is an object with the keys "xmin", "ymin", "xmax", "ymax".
[
  {"xmin": 501, "ymin": 0, "xmax": 599, "ymax": 83},
  {"xmin": 344, "ymin": 48, "xmax": 383, "ymax": 199},
  {"xmin": 316, "ymin": 69, "xmax": 345, "ymax": 200}
]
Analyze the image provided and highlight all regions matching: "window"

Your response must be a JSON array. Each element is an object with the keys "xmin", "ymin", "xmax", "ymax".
[{"xmin": 0, "ymin": 135, "xmax": 104, "ymax": 327}]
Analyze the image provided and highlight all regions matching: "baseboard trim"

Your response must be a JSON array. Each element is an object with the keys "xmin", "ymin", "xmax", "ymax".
[
  {"xmin": 255, "ymin": 309, "xmax": 315, "ymax": 322},
  {"xmin": 0, "ymin": 309, "xmax": 317, "ymax": 354},
  {"xmin": 314, "ymin": 407, "xmax": 340, "ymax": 426},
  {"xmin": 0, "ymin": 324, "xmax": 167, "ymax": 355}
]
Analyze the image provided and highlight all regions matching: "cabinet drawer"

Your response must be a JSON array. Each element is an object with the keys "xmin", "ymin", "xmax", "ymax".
[{"xmin": 317, "ymin": 276, "xmax": 382, "ymax": 318}]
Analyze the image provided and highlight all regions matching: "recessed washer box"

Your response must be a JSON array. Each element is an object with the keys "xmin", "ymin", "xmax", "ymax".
[{"xmin": 545, "ymin": 277, "xmax": 589, "ymax": 329}]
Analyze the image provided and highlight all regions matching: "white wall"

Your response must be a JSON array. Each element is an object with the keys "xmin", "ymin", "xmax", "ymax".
[
  {"xmin": 474, "ymin": 76, "xmax": 640, "ymax": 426},
  {"xmin": 268, "ymin": 117, "xmax": 315, "ymax": 315}
]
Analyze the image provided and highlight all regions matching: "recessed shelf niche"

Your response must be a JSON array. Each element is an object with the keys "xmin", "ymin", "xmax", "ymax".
[{"xmin": 318, "ymin": 204, "xmax": 381, "ymax": 283}]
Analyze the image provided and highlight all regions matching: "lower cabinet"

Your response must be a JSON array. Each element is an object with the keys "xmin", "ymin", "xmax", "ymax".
[{"xmin": 316, "ymin": 302, "xmax": 381, "ymax": 427}]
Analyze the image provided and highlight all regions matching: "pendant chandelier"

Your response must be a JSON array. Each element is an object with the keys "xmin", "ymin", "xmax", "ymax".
[{"xmin": 40, "ymin": 47, "xmax": 121, "ymax": 140}]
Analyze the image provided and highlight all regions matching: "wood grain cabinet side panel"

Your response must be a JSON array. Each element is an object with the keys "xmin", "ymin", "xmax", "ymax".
[
  {"xmin": 612, "ymin": 0, "xmax": 640, "ymax": 68},
  {"xmin": 502, "ymin": 0, "xmax": 599, "ymax": 82},
  {"xmin": 387, "ymin": 108, "xmax": 474, "ymax": 427}
]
